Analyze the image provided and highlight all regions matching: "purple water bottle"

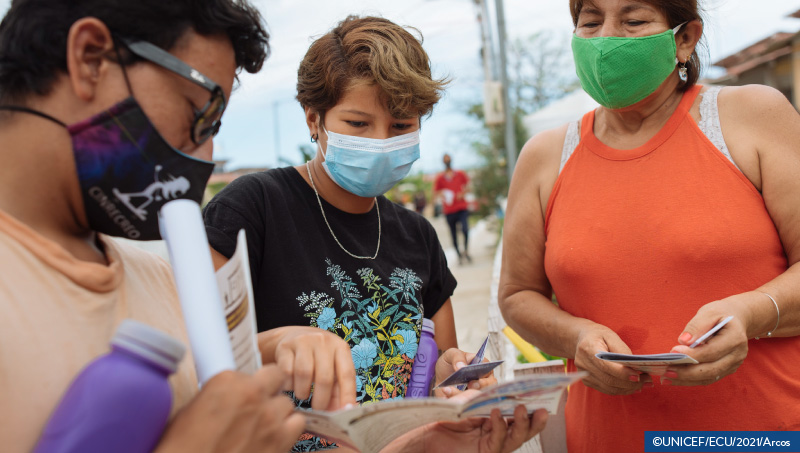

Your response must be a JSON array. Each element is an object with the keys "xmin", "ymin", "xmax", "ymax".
[
  {"xmin": 407, "ymin": 318, "xmax": 437, "ymax": 398},
  {"xmin": 34, "ymin": 319, "xmax": 186, "ymax": 453}
]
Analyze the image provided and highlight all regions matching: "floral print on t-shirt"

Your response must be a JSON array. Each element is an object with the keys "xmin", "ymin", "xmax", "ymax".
[
  {"xmin": 298, "ymin": 258, "xmax": 423, "ymax": 404},
  {"xmin": 290, "ymin": 259, "xmax": 425, "ymax": 451}
]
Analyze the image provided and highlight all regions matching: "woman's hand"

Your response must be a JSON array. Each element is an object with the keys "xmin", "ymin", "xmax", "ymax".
[
  {"xmin": 257, "ymin": 326, "xmax": 356, "ymax": 411},
  {"xmin": 665, "ymin": 295, "xmax": 751, "ymax": 386},
  {"xmin": 432, "ymin": 348, "xmax": 497, "ymax": 398},
  {"xmin": 574, "ymin": 324, "xmax": 651, "ymax": 395}
]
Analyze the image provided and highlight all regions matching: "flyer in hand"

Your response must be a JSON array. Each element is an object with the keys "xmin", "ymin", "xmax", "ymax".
[
  {"xmin": 595, "ymin": 352, "xmax": 698, "ymax": 375},
  {"xmin": 215, "ymin": 229, "xmax": 261, "ymax": 374}
]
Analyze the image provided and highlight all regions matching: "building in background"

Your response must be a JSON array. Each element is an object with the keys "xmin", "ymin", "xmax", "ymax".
[
  {"xmin": 205, "ymin": 160, "xmax": 270, "ymax": 201},
  {"xmin": 708, "ymin": 8, "xmax": 800, "ymax": 109}
]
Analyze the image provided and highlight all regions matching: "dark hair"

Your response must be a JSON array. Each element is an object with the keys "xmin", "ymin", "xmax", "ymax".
[
  {"xmin": 296, "ymin": 15, "xmax": 448, "ymax": 120},
  {"xmin": 569, "ymin": 0, "xmax": 706, "ymax": 90},
  {"xmin": 0, "ymin": 0, "xmax": 270, "ymax": 103}
]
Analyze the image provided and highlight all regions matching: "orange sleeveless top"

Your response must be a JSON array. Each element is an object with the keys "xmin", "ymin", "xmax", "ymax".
[{"xmin": 544, "ymin": 85, "xmax": 800, "ymax": 452}]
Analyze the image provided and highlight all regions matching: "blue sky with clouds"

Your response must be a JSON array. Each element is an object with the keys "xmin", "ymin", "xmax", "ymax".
[
  {"xmin": 221, "ymin": 0, "xmax": 800, "ymax": 173},
  {"xmin": 2, "ymin": 0, "xmax": 798, "ymax": 172}
]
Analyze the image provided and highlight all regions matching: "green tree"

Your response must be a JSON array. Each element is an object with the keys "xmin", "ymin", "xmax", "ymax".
[
  {"xmin": 508, "ymin": 31, "xmax": 581, "ymax": 113},
  {"xmin": 468, "ymin": 30, "xmax": 578, "ymax": 217},
  {"xmin": 280, "ymin": 143, "xmax": 315, "ymax": 166},
  {"xmin": 465, "ymin": 104, "xmax": 529, "ymax": 217}
]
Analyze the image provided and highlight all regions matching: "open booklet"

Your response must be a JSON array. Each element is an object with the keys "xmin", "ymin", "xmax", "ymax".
[{"xmin": 302, "ymin": 372, "xmax": 585, "ymax": 453}]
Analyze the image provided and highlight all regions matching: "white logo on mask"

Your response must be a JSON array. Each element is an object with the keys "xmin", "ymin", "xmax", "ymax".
[{"xmin": 112, "ymin": 165, "xmax": 191, "ymax": 221}]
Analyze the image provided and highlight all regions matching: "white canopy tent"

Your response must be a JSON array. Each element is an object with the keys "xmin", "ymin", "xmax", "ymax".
[{"xmin": 522, "ymin": 89, "xmax": 599, "ymax": 138}]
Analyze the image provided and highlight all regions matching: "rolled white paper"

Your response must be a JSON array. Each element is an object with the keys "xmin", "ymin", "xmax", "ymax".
[{"xmin": 159, "ymin": 199, "xmax": 235, "ymax": 384}]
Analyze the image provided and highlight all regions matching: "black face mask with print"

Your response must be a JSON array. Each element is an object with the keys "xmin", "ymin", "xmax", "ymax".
[{"xmin": 0, "ymin": 98, "xmax": 214, "ymax": 240}]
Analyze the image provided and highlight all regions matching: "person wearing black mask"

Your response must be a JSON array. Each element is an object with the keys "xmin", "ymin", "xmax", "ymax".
[{"xmin": 0, "ymin": 1, "xmax": 305, "ymax": 451}]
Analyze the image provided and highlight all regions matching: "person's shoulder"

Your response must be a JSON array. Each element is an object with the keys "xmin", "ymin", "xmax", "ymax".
[
  {"xmin": 718, "ymin": 84, "xmax": 795, "ymax": 123},
  {"xmin": 207, "ymin": 167, "xmax": 300, "ymax": 206},
  {"xmin": 221, "ymin": 167, "xmax": 297, "ymax": 192},
  {"xmin": 104, "ymin": 237, "xmax": 172, "ymax": 275},
  {"xmin": 716, "ymin": 84, "xmax": 799, "ymax": 154},
  {"xmin": 517, "ymin": 122, "xmax": 571, "ymax": 178},
  {"xmin": 522, "ymin": 122, "xmax": 570, "ymax": 156}
]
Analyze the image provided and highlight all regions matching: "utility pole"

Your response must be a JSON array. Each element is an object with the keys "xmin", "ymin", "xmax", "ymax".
[
  {"xmin": 494, "ymin": 0, "xmax": 517, "ymax": 183},
  {"xmin": 475, "ymin": 0, "xmax": 497, "ymax": 81}
]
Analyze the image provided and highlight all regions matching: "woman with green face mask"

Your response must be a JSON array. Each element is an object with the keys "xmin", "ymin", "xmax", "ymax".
[{"xmin": 499, "ymin": 0, "xmax": 800, "ymax": 451}]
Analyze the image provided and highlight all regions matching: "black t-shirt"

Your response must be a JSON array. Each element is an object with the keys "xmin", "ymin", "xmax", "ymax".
[{"xmin": 203, "ymin": 167, "xmax": 456, "ymax": 404}]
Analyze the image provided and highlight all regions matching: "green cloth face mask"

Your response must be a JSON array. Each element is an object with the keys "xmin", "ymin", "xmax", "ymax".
[{"xmin": 572, "ymin": 23, "xmax": 685, "ymax": 109}]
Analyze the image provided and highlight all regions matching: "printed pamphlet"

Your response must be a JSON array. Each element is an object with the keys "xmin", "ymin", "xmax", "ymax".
[
  {"xmin": 215, "ymin": 229, "xmax": 260, "ymax": 374},
  {"xmin": 302, "ymin": 372, "xmax": 585, "ymax": 453},
  {"xmin": 160, "ymin": 199, "xmax": 260, "ymax": 383},
  {"xmin": 595, "ymin": 352, "xmax": 698, "ymax": 375}
]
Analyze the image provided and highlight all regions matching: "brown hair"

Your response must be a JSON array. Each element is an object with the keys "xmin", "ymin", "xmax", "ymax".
[
  {"xmin": 569, "ymin": 0, "xmax": 705, "ymax": 90},
  {"xmin": 295, "ymin": 15, "xmax": 448, "ymax": 120}
]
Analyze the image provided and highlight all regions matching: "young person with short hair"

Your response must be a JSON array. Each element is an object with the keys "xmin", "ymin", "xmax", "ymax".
[
  {"xmin": 0, "ymin": 1, "xmax": 304, "ymax": 451},
  {"xmin": 204, "ymin": 15, "xmax": 547, "ymax": 453}
]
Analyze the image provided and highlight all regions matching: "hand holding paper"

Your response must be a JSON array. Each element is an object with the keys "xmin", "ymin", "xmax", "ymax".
[
  {"xmin": 666, "ymin": 304, "xmax": 749, "ymax": 387},
  {"xmin": 595, "ymin": 316, "xmax": 735, "ymax": 376},
  {"xmin": 302, "ymin": 372, "xmax": 584, "ymax": 453},
  {"xmin": 434, "ymin": 336, "xmax": 503, "ymax": 392},
  {"xmin": 595, "ymin": 352, "xmax": 698, "ymax": 375},
  {"xmin": 435, "ymin": 361, "xmax": 504, "ymax": 389}
]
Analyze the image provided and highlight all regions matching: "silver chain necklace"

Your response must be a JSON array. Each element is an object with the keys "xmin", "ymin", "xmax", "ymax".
[{"xmin": 305, "ymin": 161, "xmax": 381, "ymax": 260}]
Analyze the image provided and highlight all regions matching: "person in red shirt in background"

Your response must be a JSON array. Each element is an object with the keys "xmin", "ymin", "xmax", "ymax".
[{"xmin": 434, "ymin": 153, "xmax": 471, "ymax": 264}]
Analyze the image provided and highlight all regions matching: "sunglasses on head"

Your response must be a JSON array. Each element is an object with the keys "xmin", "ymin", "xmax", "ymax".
[{"xmin": 117, "ymin": 37, "xmax": 226, "ymax": 145}]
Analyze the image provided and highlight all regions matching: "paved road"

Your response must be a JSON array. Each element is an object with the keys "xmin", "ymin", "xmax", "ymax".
[{"xmin": 427, "ymin": 213, "xmax": 499, "ymax": 354}]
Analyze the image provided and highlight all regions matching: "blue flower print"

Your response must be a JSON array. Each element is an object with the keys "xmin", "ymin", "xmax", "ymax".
[
  {"xmin": 343, "ymin": 319, "xmax": 361, "ymax": 341},
  {"xmin": 395, "ymin": 330, "xmax": 418, "ymax": 359},
  {"xmin": 351, "ymin": 339, "xmax": 378, "ymax": 370},
  {"xmin": 317, "ymin": 307, "xmax": 337, "ymax": 331},
  {"xmin": 356, "ymin": 375, "xmax": 364, "ymax": 393}
]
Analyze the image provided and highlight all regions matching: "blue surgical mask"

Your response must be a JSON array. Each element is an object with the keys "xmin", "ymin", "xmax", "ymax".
[{"xmin": 319, "ymin": 126, "xmax": 421, "ymax": 197}]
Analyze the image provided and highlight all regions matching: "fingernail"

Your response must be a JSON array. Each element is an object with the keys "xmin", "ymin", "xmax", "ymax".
[
  {"xmin": 679, "ymin": 332, "xmax": 692, "ymax": 344},
  {"xmin": 443, "ymin": 387, "xmax": 452, "ymax": 395},
  {"xmin": 662, "ymin": 379, "xmax": 672, "ymax": 386},
  {"xmin": 664, "ymin": 370, "xmax": 678, "ymax": 379},
  {"xmin": 456, "ymin": 362, "xmax": 466, "ymax": 369},
  {"xmin": 470, "ymin": 382, "xmax": 481, "ymax": 389},
  {"xmin": 629, "ymin": 375, "xmax": 640, "ymax": 382}
]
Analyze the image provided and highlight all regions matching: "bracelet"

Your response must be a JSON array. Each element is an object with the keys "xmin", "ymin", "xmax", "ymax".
[{"xmin": 755, "ymin": 292, "xmax": 780, "ymax": 340}]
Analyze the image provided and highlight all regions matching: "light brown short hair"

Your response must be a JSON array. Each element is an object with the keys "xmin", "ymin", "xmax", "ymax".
[{"xmin": 296, "ymin": 15, "xmax": 448, "ymax": 120}]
